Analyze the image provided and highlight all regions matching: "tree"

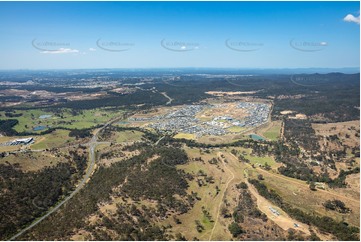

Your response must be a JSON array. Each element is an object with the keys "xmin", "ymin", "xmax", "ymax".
[
  {"xmin": 175, "ymin": 233, "xmax": 186, "ymax": 241},
  {"xmin": 257, "ymin": 174, "xmax": 264, "ymax": 180},
  {"xmin": 228, "ymin": 222, "xmax": 243, "ymax": 238},
  {"xmin": 264, "ymin": 162, "xmax": 271, "ymax": 170},
  {"xmin": 236, "ymin": 182, "xmax": 248, "ymax": 189},
  {"xmin": 309, "ymin": 181, "xmax": 317, "ymax": 191},
  {"xmin": 221, "ymin": 207, "xmax": 231, "ymax": 218}
]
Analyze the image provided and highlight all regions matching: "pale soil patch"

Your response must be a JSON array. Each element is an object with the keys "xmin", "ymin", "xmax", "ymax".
[
  {"xmin": 111, "ymin": 87, "xmax": 136, "ymax": 94},
  {"xmin": 280, "ymin": 110, "xmax": 295, "ymax": 115},
  {"xmin": 247, "ymin": 181, "xmax": 311, "ymax": 235},
  {"xmin": 205, "ymin": 91, "xmax": 258, "ymax": 96},
  {"xmin": 289, "ymin": 113, "xmax": 307, "ymax": 119},
  {"xmin": 70, "ymin": 229, "xmax": 93, "ymax": 241},
  {"xmin": 277, "ymin": 94, "xmax": 307, "ymax": 100},
  {"xmin": 146, "ymin": 154, "xmax": 160, "ymax": 165},
  {"xmin": 196, "ymin": 102, "xmax": 249, "ymax": 121},
  {"xmin": 99, "ymin": 201, "xmax": 119, "ymax": 215},
  {"xmin": 226, "ymin": 152, "xmax": 312, "ymax": 235}
]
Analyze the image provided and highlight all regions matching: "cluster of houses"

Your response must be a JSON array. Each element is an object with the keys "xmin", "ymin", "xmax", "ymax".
[
  {"xmin": 128, "ymin": 102, "xmax": 271, "ymax": 137},
  {"xmin": 148, "ymin": 105, "xmax": 227, "ymax": 136},
  {"xmin": 237, "ymin": 102, "xmax": 270, "ymax": 127}
]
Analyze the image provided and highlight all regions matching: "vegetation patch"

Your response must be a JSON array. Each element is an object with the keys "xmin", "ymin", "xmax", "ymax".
[
  {"xmin": 248, "ymin": 179, "xmax": 359, "ymax": 241},
  {"xmin": 174, "ymin": 133, "xmax": 196, "ymax": 140}
]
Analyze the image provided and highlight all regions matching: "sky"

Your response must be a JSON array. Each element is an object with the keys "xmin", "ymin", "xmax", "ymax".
[{"xmin": 0, "ymin": 1, "xmax": 359, "ymax": 69}]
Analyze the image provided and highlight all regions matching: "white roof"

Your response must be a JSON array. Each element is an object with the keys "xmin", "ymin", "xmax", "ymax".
[{"xmin": 15, "ymin": 137, "xmax": 33, "ymax": 142}]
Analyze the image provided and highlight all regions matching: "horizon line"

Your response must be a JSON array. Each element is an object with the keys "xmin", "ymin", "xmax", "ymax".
[{"xmin": 0, "ymin": 67, "xmax": 359, "ymax": 71}]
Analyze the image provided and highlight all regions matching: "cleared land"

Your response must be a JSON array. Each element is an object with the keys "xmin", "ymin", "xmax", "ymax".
[
  {"xmin": 196, "ymin": 102, "xmax": 248, "ymax": 121},
  {"xmin": 115, "ymin": 130, "xmax": 144, "ymax": 143},
  {"xmin": 312, "ymin": 120, "xmax": 360, "ymax": 151},
  {"xmin": 163, "ymin": 147, "xmax": 314, "ymax": 240},
  {"xmin": 0, "ymin": 108, "xmax": 124, "ymax": 133},
  {"xmin": 0, "ymin": 151, "xmax": 64, "ymax": 171},
  {"xmin": 197, "ymin": 133, "xmax": 246, "ymax": 144},
  {"xmin": 167, "ymin": 147, "xmax": 234, "ymax": 240},
  {"xmin": 173, "ymin": 133, "xmax": 196, "ymax": 140},
  {"xmin": 205, "ymin": 91, "xmax": 259, "ymax": 96},
  {"xmin": 30, "ymin": 130, "xmax": 75, "ymax": 150},
  {"xmin": 249, "ymin": 120, "xmax": 281, "ymax": 141},
  {"xmin": 246, "ymin": 163, "xmax": 360, "ymax": 227}
]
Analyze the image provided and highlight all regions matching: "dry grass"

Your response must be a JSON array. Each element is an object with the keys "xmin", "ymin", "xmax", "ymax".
[
  {"xmin": 247, "ymin": 165, "xmax": 360, "ymax": 227},
  {"xmin": 312, "ymin": 120, "xmax": 360, "ymax": 151},
  {"xmin": 0, "ymin": 151, "xmax": 63, "ymax": 171}
]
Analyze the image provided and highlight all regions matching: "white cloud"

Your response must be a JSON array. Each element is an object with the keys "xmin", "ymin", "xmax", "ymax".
[
  {"xmin": 89, "ymin": 48, "xmax": 96, "ymax": 51},
  {"xmin": 41, "ymin": 48, "xmax": 79, "ymax": 54},
  {"xmin": 343, "ymin": 14, "xmax": 360, "ymax": 24}
]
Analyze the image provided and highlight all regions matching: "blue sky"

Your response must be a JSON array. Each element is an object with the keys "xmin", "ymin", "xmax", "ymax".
[{"xmin": 0, "ymin": 1, "xmax": 359, "ymax": 69}]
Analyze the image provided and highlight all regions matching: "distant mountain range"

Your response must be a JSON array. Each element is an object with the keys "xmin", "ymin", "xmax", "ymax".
[{"xmin": 0, "ymin": 67, "xmax": 359, "ymax": 75}]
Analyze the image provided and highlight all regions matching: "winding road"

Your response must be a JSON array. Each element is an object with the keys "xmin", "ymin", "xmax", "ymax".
[
  {"xmin": 8, "ymin": 117, "xmax": 121, "ymax": 241},
  {"xmin": 160, "ymin": 92, "xmax": 173, "ymax": 105}
]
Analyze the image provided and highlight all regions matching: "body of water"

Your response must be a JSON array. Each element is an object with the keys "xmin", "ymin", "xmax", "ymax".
[
  {"xmin": 33, "ymin": 125, "xmax": 46, "ymax": 131},
  {"xmin": 249, "ymin": 134, "xmax": 265, "ymax": 141}
]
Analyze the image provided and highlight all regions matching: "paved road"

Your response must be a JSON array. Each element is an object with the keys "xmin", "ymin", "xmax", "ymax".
[
  {"xmin": 155, "ymin": 136, "xmax": 165, "ymax": 145},
  {"xmin": 160, "ymin": 92, "xmax": 173, "ymax": 105},
  {"xmin": 8, "ymin": 117, "xmax": 121, "ymax": 241}
]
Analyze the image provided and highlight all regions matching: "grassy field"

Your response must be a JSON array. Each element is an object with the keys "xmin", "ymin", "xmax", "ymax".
[
  {"xmin": 0, "ymin": 145, "xmax": 21, "ymax": 152},
  {"xmin": 227, "ymin": 126, "xmax": 246, "ymax": 133},
  {"xmin": 255, "ymin": 120, "xmax": 282, "ymax": 141},
  {"xmin": 166, "ymin": 147, "xmax": 233, "ymax": 240},
  {"xmin": 0, "ymin": 108, "xmax": 124, "ymax": 133},
  {"xmin": 263, "ymin": 124, "xmax": 281, "ymax": 140},
  {"xmin": 115, "ymin": 130, "xmax": 144, "ymax": 143},
  {"xmin": 197, "ymin": 133, "xmax": 246, "ymax": 145},
  {"xmin": 245, "ymin": 153, "xmax": 276, "ymax": 167},
  {"xmin": 0, "ymin": 151, "xmax": 63, "ymax": 171},
  {"xmin": 30, "ymin": 130, "xmax": 75, "ymax": 150},
  {"xmin": 247, "ymin": 165, "xmax": 360, "ymax": 227},
  {"xmin": 231, "ymin": 147, "xmax": 277, "ymax": 167},
  {"xmin": 173, "ymin": 133, "xmax": 196, "ymax": 140}
]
